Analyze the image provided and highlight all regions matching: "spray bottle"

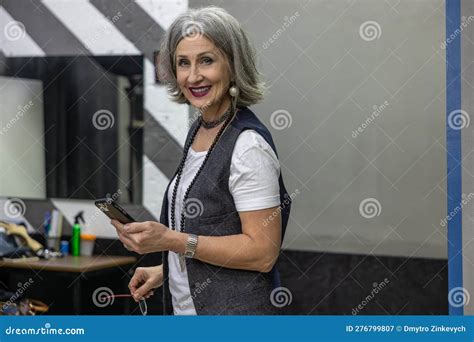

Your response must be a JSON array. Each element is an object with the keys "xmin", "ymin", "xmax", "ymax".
[{"xmin": 72, "ymin": 211, "xmax": 85, "ymax": 256}]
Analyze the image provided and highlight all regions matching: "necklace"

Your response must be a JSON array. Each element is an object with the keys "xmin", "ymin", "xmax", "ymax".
[
  {"xmin": 170, "ymin": 108, "xmax": 235, "ymax": 271},
  {"xmin": 199, "ymin": 108, "xmax": 232, "ymax": 129}
]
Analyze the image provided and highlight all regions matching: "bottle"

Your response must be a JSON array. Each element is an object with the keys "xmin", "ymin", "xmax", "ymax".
[
  {"xmin": 72, "ymin": 211, "xmax": 85, "ymax": 256},
  {"xmin": 60, "ymin": 240, "xmax": 69, "ymax": 255}
]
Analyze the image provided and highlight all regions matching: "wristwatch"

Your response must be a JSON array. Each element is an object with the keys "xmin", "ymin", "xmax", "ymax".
[{"xmin": 185, "ymin": 234, "xmax": 199, "ymax": 258}]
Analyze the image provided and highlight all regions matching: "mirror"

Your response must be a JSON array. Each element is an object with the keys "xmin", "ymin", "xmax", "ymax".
[{"xmin": 0, "ymin": 55, "xmax": 144, "ymax": 204}]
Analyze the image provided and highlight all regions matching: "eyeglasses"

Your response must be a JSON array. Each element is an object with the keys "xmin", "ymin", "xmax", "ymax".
[{"xmin": 102, "ymin": 294, "xmax": 147, "ymax": 316}]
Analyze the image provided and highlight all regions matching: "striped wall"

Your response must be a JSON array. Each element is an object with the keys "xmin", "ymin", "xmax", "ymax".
[{"xmin": 0, "ymin": 0, "xmax": 189, "ymax": 229}]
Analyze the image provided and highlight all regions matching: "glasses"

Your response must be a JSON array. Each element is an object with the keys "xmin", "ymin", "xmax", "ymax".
[{"xmin": 102, "ymin": 294, "xmax": 147, "ymax": 316}]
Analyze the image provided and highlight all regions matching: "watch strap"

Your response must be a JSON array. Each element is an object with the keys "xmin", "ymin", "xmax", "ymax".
[{"xmin": 185, "ymin": 234, "xmax": 199, "ymax": 258}]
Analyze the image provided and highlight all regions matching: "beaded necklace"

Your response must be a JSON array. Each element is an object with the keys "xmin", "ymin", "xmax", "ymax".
[
  {"xmin": 199, "ymin": 108, "xmax": 232, "ymax": 129},
  {"xmin": 170, "ymin": 108, "xmax": 235, "ymax": 271}
]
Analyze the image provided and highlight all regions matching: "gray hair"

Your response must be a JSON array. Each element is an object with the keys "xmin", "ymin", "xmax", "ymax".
[{"xmin": 157, "ymin": 6, "xmax": 265, "ymax": 107}]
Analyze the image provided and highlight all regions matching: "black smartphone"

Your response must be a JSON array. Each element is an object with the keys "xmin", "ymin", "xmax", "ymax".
[{"xmin": 94, "ymin": 198, "xmax": 136, "ymax": 224}]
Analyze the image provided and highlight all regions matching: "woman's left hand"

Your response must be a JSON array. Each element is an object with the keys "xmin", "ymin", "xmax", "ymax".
[{"xmin": 111, "ymin": 220, "xmax": 175, "ymax": 254}]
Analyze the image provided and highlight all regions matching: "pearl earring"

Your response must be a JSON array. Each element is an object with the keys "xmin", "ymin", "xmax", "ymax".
[{"xmin": 229, "ymin": 84, "xmax": 239, "ymax": 97}]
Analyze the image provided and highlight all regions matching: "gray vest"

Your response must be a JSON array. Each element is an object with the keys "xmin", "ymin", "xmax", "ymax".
[{"xmin": 160, "ymin": 107, "xmax": 291, "ymax": 315}]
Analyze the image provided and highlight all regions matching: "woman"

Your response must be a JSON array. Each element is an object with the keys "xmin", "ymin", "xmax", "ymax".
[{"xmin": 112, "ymin": 6, "xmax": 291, "ymax": 315}]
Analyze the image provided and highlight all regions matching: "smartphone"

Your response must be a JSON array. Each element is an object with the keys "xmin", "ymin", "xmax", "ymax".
[{"xmin": 95, "ymin": 198, "xmax": 136, "ymax": 224}]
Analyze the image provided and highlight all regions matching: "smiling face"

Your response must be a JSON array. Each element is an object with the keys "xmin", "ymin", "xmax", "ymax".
[{"xmin": 175, "ymin": 35, "xmax": 232, "ymax": 115}]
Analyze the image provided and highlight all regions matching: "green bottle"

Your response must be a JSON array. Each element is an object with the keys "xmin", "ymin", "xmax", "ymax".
[{"xmin": 72, "ymin": 211, "xmax": 85, "ymax": 256}]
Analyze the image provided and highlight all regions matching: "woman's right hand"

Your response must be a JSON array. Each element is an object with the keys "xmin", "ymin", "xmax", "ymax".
[{"xmin": 129, "ymin": 265, "xmax": 164, "ymax": 302}]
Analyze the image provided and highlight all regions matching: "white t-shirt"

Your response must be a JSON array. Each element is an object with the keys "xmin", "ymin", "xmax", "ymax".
[{"xmin": 166, "ymin": 129, "xmax": 281, "ymax": 315}]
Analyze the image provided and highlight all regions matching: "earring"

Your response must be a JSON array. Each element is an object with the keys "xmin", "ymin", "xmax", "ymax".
[{"xmin": 229, "ymin": 84, "xmax": 239, "ymax": 97}]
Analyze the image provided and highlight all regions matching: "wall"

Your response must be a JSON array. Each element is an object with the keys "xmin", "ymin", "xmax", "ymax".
[
  {"xmin": 461, "ymin": 0, "xmax": 474, "ymax": 315},
  {"xmin": 191, "ymin": 0, "xmax": 447, "ymax": 259}
]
